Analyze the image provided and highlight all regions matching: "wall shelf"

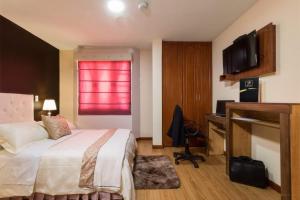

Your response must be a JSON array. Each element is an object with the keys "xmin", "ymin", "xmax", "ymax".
[
  {"xmin": 220, "ymin": 23, "xmax": 276, "ymax": 82},
  {"xmin": 231, "ymin": 117, "xmax": 280, "ymax": 129}
]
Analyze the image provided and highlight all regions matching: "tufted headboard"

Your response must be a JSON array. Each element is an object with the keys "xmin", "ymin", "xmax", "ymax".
[{"xmin": 0, "ymin": 93, "xmax": 34, "ymax": 123}]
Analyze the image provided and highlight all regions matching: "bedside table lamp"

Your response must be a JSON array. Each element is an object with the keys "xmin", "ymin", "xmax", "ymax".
[{"xmin": 43, "ymin": 99, "xmax": 57, "ymax": 116}]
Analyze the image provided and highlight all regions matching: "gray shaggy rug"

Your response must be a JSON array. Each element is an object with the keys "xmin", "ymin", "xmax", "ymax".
[{"xmin": 133, "ymin": 155, "xmax": 180, "ymax": 189}]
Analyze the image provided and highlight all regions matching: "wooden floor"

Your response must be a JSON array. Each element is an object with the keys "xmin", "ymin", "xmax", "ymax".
[{"xmin": 136, "ymin": 140, "xmax": 280, "ymax": 200}]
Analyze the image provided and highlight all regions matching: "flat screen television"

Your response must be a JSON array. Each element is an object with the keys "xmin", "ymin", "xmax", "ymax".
[{"xmin": 223, "ymin": 30, "xmax": 259, "ymax": 74}]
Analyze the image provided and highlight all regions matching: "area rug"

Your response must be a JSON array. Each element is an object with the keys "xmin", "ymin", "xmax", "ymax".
[{"xmin": 133, "ymin": 155, "xmax": 180, "ymax": 189}]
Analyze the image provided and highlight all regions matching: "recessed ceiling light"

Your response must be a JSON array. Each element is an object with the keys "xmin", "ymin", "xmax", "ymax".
[
  {"xmin": 138, "ymin": 0, "xmax": 149, "ymax": 10},
  {"xmin": 107, "ymin": 0, "xmax": 125, "ymax": 14}
]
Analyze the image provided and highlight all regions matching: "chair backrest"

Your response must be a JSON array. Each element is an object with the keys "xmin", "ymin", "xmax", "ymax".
[{"xmin": 167, "ymin": 105, "xmax": 185, "ymax": 146}]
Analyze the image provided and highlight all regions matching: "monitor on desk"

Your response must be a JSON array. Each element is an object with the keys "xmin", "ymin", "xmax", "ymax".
[{"xmin": 216, "ymin": 100, "xmax": 235, "ymax": 116}]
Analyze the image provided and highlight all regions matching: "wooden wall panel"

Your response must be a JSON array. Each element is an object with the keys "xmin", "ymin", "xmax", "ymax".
[
  {"xmin": 0, "ymin": 16, "xmax": 59, "ymax": 120},
  {"xmin": 162, "ymin": 41, "xmax": 212, "ymax": 147}
]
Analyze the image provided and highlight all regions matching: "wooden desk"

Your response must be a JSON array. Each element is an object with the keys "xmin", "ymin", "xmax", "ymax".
[
  {"xmin": 226, "ymin": 103, "xmax": 300, "ymax": 200},
  {"xmin": 206, "ymin": 114, "xmax": 226, "ymax": 155}
]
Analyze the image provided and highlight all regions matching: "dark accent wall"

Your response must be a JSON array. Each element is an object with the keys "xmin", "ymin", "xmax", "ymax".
[{"xmin": 0, "ymin": 15, "xmax": 59, "ymax": 120}]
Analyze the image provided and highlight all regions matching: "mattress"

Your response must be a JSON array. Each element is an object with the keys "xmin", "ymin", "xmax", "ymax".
[{"xmin": 0, "ymin": 129, "xmax": 137, "ymax": 200}]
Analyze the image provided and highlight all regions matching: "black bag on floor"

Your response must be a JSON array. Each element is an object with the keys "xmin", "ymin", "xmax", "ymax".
[{"xmin": 229, "ymin": 156, "xmax": 268, "ymax": 188}]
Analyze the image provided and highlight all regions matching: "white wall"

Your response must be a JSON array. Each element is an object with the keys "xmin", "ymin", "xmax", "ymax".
[
  {"xmin": 131, "ymin": 49, "xmax": 141, "ymax": 138},
  {"xmin": 152, "ymin": 39, "xmax": 163, "ymax": 145},
  {"xmin": 60, "ymin": 47, "xmax": 153, "ymax": 139},
  {"xmin": 77, "ymin": 115, "xmax": 132, "ymax": 129},
  {"xmin": 213, "ymin": 0, "xmax": 300, "ymax": 185},
  {"xmin": 73, "ymin": 47, "xmax": 141, "ymax": 138},
  {"xmin": 140, "ymin": 49, "xmax": 153, "ymax": 138}
]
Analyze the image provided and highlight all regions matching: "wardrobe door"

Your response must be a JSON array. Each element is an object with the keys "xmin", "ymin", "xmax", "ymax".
[
  {"xmin": 162, "ymin": 41, "xmax": 212, "ymax": 147},
  {"xmin": 181, "ymin": 43, "xmax": 212, "ymax": 146},
  {"xmin": 162, "ymin": 42, "xmax": 183, "ymax": 147},
  {"xmin": 182, "ymin": 43, "xmax": 198, "ymax": 125},
  {"xmin": 194, "ymin": 43, "xmax": 212, "ymax": 136}
]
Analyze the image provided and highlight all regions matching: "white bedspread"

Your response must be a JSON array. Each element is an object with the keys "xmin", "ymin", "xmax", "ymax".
[
  {"xmin": 0, "ymin": 139, "xmax": 55, "ymax": 197},
  {"xmin": 0, "ymin": 129, "xmax": 136, "ymax": 200}
]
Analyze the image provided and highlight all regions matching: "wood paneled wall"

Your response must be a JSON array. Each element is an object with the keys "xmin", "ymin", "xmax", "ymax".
[
  {"xmin": 0, "ymin": 15, "xmax": 59, "ymax": 120},
  {"xmin": 162, "ymin": 41, "xmax": 212, "ymax": 147}
]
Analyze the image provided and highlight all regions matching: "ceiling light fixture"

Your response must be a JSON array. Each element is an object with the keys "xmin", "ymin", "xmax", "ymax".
[
  {"xmin": 107, "ymin": 0, "xmax": 125, "ymax": 14},
  {"xmin": 138, "ymin": 0, "xmax": 149, "ymax": 10}
]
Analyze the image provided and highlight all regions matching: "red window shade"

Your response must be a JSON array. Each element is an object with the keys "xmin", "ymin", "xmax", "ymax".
[{"xmin": 78, "ymin": 61, "xmax": 131, "ymax": 115}]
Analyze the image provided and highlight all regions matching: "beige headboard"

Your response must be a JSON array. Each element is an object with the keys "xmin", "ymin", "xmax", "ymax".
[{"xmin": 0, "ymin": 93, "xmax": 34, "ymax": 123}]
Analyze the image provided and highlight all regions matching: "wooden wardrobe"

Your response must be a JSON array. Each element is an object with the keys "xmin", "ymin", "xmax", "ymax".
[{"xmin": 162, "ymin": 41, "xmax": 212, "ymax": 147}]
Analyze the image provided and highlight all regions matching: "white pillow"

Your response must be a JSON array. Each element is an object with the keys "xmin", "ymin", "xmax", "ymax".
[{"xmin": 0, "ymin": 121, "xmax": 49, "ymax": 154}]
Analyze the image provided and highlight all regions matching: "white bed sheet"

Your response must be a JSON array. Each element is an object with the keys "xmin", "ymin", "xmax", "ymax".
[
  {"xmin": 0, "ymin": 139, "xmax": 56, "ymax": 197},
  {"xmin": 0, "ymin": 129, "xmax": 137, "ymax": 200}
]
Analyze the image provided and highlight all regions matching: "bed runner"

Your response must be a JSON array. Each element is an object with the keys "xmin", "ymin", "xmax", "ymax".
[{"xmin": 79, "ymin": 128, "xmax": 117, "ymax": 187}]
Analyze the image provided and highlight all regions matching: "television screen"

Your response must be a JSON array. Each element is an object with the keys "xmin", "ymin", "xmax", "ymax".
[
  {"xmin": 232, "ymin": 34, "xmax": 248, "ymax": 73},
  {"xmin": 222, "ymin": 30, "xmax": 259, "ymax": 75},
  {"xmin": 247, "ymin": 31, "xmax": 259, "ymax": 68},
  {"xmin": 222, "ymin": 45, "xmax": 231, "ymax": 74}
]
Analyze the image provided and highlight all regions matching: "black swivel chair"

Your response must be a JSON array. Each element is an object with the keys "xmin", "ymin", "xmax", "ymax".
[{"xmin": 168, "ymin": 105, "xmax": 206, "ymax": 168}]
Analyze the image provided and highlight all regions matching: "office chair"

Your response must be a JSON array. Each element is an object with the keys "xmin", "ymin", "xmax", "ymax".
[{"xmin": 168, "ymin": 105, "xmax": 206, "ymax": 168}]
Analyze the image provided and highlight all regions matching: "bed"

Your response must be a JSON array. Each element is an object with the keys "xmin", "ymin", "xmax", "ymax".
[{"xmin": 0, "ymin": 93, "xmax": 137, "ymax": 200}]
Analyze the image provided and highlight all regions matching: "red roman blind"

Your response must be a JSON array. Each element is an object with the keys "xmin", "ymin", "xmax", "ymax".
[{"xmin": 78, "ymin": 61, "xmax": 131, "ymax": 115}]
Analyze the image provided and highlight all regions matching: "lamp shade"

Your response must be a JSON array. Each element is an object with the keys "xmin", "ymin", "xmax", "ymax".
[{"xmin": 43, "ymin": 99, "xmax": 57, "ymax": 111}]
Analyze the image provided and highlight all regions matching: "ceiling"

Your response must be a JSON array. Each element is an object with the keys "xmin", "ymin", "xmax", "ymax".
[{"xmin": 0, "ymin": 0, "xmax": 256, "ymax": 49}]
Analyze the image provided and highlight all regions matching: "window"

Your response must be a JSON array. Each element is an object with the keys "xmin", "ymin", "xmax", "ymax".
[{"xmin": 78, "ymin": 61, "xmax": 131, "ymax": 115}]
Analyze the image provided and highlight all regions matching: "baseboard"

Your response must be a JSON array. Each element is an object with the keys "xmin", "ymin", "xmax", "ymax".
[
  {"xmin": 152, "ymin": 145, "xmax": 164, "ymax": 149},
  {"xmin": 136, "ymin": 137, "xmax": 152, "ymax": 141},
  {"xmin": 269, "ymin": 179, "xmax": 281, "ymax": 193}
]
